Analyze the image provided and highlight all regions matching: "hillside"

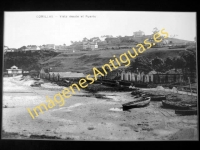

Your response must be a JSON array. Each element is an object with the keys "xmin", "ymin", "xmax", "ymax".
[
  {"xmin": 40, "ymin": 47, "xmax": 188, "ymax": 74},
  {"xmin": 167, "ymin": 38, "xmax": 194, "ymax": 43},
  {"xmin": 69, "ymin": 37, "xmax": 194, "ymax": 51},
  {"xmin": 4, "ymin": 37, "xmax": 195, "ymax": 74},
  {"xmin": 4, "ymin": 50, "xmax": 60, "ymax": 71}
]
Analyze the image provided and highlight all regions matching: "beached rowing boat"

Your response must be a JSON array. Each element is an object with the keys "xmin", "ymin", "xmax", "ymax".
[
  {"xmin": 94, "ymin": 94, "xmax": 106, "ymax": 98},
  {"xmin": 175, "ymin": 109, "xmax": 197, "ymax": 115},
  {"xmin": 162, "ymin": 100, "xmax": 191, "ymax": 110},
  {"xmin": 149, "ymin": 95, "xmax": 166, "ymax": 101},
  {"xmin": 122, "ymin": 97, "xmax": 151, "ymax": 110}
]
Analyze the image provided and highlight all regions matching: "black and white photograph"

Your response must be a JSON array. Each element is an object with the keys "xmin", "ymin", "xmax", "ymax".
[{"xmin": 2, "ymin": 11, "xmax": 198, "ymax": 140}]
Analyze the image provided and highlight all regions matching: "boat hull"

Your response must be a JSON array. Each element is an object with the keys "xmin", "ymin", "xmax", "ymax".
[
  {"xmin": 151, "ymin": 95, "xmax": 166, "ymax": 101},
  {"xmin": 122, "ymin": 97, "xmax": 151, "ymax": 110},
  {"xmin": 175, "ymin": 109, "xmax": 197, "ymax": 115},
  {"xmin": 162, "ymin": 100, "xmax": 190, "ymax": 110}
]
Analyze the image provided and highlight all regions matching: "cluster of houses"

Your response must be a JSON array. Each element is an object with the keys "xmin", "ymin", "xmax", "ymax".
[
  {"xmin": 4, "ymin": 65, "xmax": 184, "ymax": 85},
  {"xmin": 4, "ymin": 44, "xmax": 71, "ymax": 53},
  {"xmin": 82, "ymin": 41, "xmax": 98, "ymax": 50},
  {"xmin": 5, "ymin": 29, "xmax": 193, "ymax": 53}
]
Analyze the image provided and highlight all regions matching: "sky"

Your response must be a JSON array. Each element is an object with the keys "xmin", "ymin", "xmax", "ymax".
[{"xmin": 4, "ymin": 11, "xmax": 196, "ymax": 48}]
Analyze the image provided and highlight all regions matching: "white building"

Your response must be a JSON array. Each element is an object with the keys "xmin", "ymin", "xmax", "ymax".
[{"xmin": 6, "ymin": 65, "xmax": 22, "ymax": 77}]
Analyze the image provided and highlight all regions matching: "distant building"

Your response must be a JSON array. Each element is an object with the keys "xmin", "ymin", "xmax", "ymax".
[
  {"xmin": 45, "ymin": 44, "xmax": 55, "ymax": 49},
  {"xmin": 25, "ymin": 45, "xmax": 40, "ymax": 51},
  {"xmin": 133, "ymin": 30, "xmax": 145, "ymax": 37},
  {"xmin": 55, "ymin": 44, "xmax": 68, "ymax": 50},
  {"xmin": 4, "ymin": 46, "xmax": 9, "ymax": 52},
  {"xmin": 6, "ymin": 65, "xmax": 22, "ymax": 77},
  {"xmin": 22, "ymin": 71, "xmax": 29, "ymax": 76},
  {"xmin": 6, "ymin": 48, "xmax": 17, "ymax": 52},
  {"xmin": 105, "ymin": 38, "xmax": 120, "ymax": 44},
  {"xmin": 83, "ymin": 41, "xmax": 98, "ymax": 50}
]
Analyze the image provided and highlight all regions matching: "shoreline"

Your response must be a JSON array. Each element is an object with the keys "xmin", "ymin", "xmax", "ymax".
[{"xmin": 2, "ymin": 76, "xmax": 198, "ymax": 140}]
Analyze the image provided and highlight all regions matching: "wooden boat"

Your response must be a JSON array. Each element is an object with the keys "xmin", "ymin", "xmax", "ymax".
[
  {"xmin": 146, "ymin": 95, "xmax": 166, "ymax": 101},
  {"xmin": 34, "ymin": 77, "xmax": 41, "ymax": 80},
  {"xmin": 30, "ymin": 82, "xmax": 41, "ymax": 87},
  {"xmin": 162, "ymin": 100, "xmax": 191, "ymax": 110},
  {"xmin": 175, "ymin": 108, "xmax": 197, "ymax": 115},
  {"xmin": 122, "ymin": 97, "xmax": 151, "ymax": 110},
  {"xmin": 94, "ymin": 94, "xmax": 106, "ymax": 98}
]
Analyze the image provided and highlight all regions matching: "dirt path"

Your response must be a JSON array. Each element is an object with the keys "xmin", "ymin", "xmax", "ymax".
[{"xmin": 2, "ymin": 77, "xmax": 198, "ymax": 140}]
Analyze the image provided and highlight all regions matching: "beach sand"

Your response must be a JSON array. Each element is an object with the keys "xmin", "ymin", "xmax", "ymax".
[{"xmin": 2, "ymin": 76, "xmax": 198, "ymax": 140}]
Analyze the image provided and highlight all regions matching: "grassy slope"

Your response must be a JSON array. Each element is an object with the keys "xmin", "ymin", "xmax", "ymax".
[
  {"xmin": 41, "ymin": 47, "xmax": 187, "ymax": 74},
  {"xmin": 4, "ymin": 50, "xmax": 60, "ymax": 71}
]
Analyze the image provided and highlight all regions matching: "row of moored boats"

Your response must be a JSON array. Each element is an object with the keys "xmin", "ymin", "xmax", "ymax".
[{"xmin": 122, "ymin": 88, "xmax": 197, "ymax": 115}]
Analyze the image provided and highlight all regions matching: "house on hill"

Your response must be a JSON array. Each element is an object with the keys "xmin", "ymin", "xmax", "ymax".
[
  {"xmin": 83, "ymin": 41, "xmax": 98, "ymax": 50},
  {"xmin": 40, "ymin": 44, "xmax": 55, "ymax": 50},
  {"xmin": 6, "ymin": 48, "xmax": 17, "ymax": 52},
  {"xmin": 4, "ymin": 46, "xmax": 9, "ymax": 52},
  {"xmin": 105, "ymin": 38, "xmax": 121, "ymax": 44},
  {"xmin": 45, "ymin": 44, "xmax": 55, "ymax": 50},
  {"xmin": 25, "ymin": 45, "xmax": 40, "ymax": 51},
  {"xmin": 55, "ymin": 44, "xmax": 68, "ymax": 50}
]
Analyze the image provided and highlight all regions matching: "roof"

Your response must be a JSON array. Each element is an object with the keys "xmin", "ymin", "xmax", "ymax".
[
  {"xmin": 148, "ymin": 70, "xmax": 157, "ymax": 74},
  {"xmin": 7, "ymin": 65, "xmax": 22, "ymax": 70},
  {"xmin": 11, "ymin": 65, "xmax": 18, "ymax": 69},
  {"xmin": 48, "ymin": 71, "xmax": 85, "ymax": 78},
  {"xmin": 59, "ymin": 72, "xmax": 85, "ymax": 78}
]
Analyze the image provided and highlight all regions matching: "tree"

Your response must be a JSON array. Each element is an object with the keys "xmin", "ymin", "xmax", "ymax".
[
  {"xmin": 173, "ymin": 56, "xmax": 186, "ymax": 70},
  {"xmin": 129, "ymin": 56, "xmax": 152, "ymax": 73},
  {"xmin": 180, "ymin": 50, "xmax": 196, "ymax": 72},
  {"xmin": 151, "ymin": 57, "xmax": 164, "ymax": 72},
  {"xmin": 164, "ymin": 56, "xmax": 174, "ymax": 70},
  {"xmin": 152, "ymin": 27, "xmax": 166, "ymax": 44},
  {"xmin": 152, "ymin": 27, "xmax": 159, "ymax": 34},
  {"xmin": 101, "ymin": 35, "xmax": 113, "ymax": 38},
  {"xmin": 82, "ymin": 37, "xmax": 88, "ymax": 42},
  {"xmin": 18, "ymin": 46, "xmax": 27, "ymax": 51}
]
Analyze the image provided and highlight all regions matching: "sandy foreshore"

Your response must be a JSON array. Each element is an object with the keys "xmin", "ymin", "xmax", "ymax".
[{"xmin": 2, "ymin": 76, "xmax": 198, "ymax": 140}]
